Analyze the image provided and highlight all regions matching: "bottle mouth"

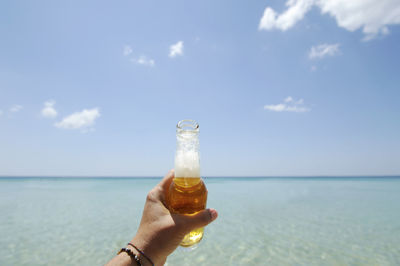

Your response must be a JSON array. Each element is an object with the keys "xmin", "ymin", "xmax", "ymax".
[{"xmin": 177, "ymin": 120, "xmax": 199, "ymax": 133}]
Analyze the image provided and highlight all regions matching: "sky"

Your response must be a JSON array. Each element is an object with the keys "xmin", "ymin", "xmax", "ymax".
[{"xmin": 1, "ymin": 0, "xmax": 399, "ymax": 177}]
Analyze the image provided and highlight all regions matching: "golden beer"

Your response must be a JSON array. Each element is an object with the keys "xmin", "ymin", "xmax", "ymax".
[
  {"xmin": 167, "ymin": 177, "xmax": 208, "ymax": 246},
  {"xmin": 167, "ymin": 120, "xmax": 207, "ymax": 247}
]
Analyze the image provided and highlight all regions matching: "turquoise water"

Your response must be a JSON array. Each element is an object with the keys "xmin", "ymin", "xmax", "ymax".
[{"xmin": 1, "ymin": 177, "xmax": 400, "ymax": 265}]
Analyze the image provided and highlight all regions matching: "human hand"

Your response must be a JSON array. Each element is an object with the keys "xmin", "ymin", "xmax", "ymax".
[{"xmin": 131, "ymin": 169, "xmax": 218, "ymax": 266}]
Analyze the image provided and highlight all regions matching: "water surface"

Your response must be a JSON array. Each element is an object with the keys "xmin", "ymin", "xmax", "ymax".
[{"xmin": 1, "ymin": 177, "xmax": 399, "ymax": 265}]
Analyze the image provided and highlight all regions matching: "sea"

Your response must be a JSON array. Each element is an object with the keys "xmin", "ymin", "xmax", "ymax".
[{"xmin": 1, "ymin": 177, "xmax": 400, "ymax": 266}]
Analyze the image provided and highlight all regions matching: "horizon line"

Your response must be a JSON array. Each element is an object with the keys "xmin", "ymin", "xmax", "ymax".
[{"xmin": 1, "ymin": 175, "xmax": 399, "ymax": 178}]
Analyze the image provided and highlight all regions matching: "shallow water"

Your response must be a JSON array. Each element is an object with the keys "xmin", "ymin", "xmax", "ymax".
[{"xmin": 1, "ymin": 177, "xmax": 399, "ymax": 265}]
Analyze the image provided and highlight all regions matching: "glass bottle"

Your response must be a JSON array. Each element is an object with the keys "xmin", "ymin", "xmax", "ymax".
[{"xmin": 167, "ymin": 119, "xmax": 208, "ymax": 247}]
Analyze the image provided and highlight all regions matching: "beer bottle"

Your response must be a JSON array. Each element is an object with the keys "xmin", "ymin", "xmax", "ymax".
[{"xmin": 167, "ymin": 119, "xmax": 208, "ymax": 247}]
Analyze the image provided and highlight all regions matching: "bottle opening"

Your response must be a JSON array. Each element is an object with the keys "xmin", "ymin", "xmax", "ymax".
[{"xmin": 177, "ymin": 120, "xmax": 199, "ymax": 133}]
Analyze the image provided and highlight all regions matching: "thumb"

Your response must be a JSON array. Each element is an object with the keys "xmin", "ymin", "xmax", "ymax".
[{"xmin": 181, "ymin": 208, "xmax": 218, "ymax": 231}]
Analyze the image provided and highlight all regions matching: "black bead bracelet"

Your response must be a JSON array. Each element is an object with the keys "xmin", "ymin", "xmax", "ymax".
[
  {"xmin": 118, "ymin": 247, "xmax": 142, "ymax": 266},
  {"xmin": 128, "ymin": 243, "xmax": 154, "ymax": 266}
]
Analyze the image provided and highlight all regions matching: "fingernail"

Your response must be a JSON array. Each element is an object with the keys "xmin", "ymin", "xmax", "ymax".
[{"xmin": 209, "ymin": 208, "xmax": 218, "ymax": 221}]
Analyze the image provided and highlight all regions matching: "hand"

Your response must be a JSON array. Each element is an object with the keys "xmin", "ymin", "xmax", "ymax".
[{"xmin": 131, "ymin": 169, "xmax": 218, "ymax": 266}]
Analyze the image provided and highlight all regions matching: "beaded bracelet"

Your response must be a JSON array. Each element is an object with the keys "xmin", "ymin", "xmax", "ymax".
[
  {"xmin": 127, "ymin": 243, "xmax": 154, "ymax": 266},
  {"xmin": 118, "ymin": 248, "xmax": 142, "ymax": 266}
]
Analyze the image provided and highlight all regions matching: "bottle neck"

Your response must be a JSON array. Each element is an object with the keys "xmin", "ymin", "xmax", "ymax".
[{"xmin": 174, "ymin": 121, "xmax": 200, "ymax": 178}]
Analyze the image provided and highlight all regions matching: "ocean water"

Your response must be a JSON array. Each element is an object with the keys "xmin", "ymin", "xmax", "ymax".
[{"xmin": 1, "ymin": 177, "xmax": 400, "ymax": 266}]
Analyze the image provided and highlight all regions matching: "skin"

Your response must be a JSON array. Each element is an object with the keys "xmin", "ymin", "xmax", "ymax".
[{"xmin": 106, "ymin": 170, "xmax": 218, "ymax": 266}]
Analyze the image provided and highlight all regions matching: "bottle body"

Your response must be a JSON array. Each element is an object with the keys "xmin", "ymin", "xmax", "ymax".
[
  {"xmin": 168, "ymin": 177, "xmax": 207, "ymax": 246},
  {"xmin": 167, "ymin": 120, "xmax": 207, "ymax": 247}
]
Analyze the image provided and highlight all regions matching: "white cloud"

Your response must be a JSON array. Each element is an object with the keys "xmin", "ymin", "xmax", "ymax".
[
  {"xmin": 55, "ymin": 108, "xmax": 100, "ymax": 130},
  {"xmin": 123, "ymin": 45, "xmax": 155, "ymax": 67},
  {"xmin": 309, "ymin": 43, "xmax": 340, "ymax": 59},
  {"xmin": 0, "ymin": 110, "xmax": 3, "ymax": 116},
  {"xmin": 131, "ymin": 55, "xmax": 155, "ymax": 67},
  {"xmin": 318, "ymin": 0, "xmax": 400, "ymax": 41},
  {"xmin": 265, "ymin": 103, "xmax": 287, "ymax": 112},
  {"xmin": 284, "ymin": 96, "xmax": 294, "ymax": 103},
  {"xmin": 264, "ymin": 97, "xmax": 310, "ymax": 112},
  {"xmin": 259, "ymin": 0, "xmax": 400, "ymax": 40},
  {"xmin": 123, "ymin": 45, "xmax": 133, "ymax": 56},
  {"xmin": 169, "ymin": 41, "xmax": 184, "ymax": 58},
  {"xmin": 259, "ymin": 0, "xmax": 314, "ymax": 31},
  {"xmin": 41, "ymin": 100, "xmax": 58, "ymax": 118},
  {"xmin": 10, "ymin": 105, "xmax": 23, "ymax": 113}
]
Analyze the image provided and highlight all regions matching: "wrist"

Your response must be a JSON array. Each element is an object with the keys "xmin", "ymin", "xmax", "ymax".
[
  {"xmin": 120, "ymin": 244, "xmax": 150, "ymax": 266},
  {"xmin": 131, "ymin": 235, "xmax": 162, "ymax": 266}
]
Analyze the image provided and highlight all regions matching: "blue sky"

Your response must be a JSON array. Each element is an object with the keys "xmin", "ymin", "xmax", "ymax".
[{"xmin": 1, "ymin": 0, "xmax": 399, "ymax": 176}]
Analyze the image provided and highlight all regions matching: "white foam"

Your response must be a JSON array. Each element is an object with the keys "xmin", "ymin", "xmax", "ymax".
[{"xmin": 175, "ymin": 150, "xmax": 200, "ymax": 178}]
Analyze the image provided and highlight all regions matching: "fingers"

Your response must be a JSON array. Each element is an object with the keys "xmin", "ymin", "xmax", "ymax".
[
  {"xmin": 158, "ymin": 169, "xmax": 175, "ymax": 193},
  {"xmin": 179, "ymin": 208, "xmax": 218, "ymax": 231},
  {"xmin": 150, "ymin": 169, "xmax": 174, "ymax": 204}
]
